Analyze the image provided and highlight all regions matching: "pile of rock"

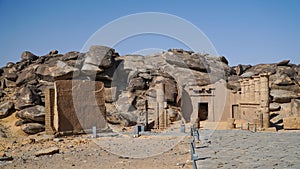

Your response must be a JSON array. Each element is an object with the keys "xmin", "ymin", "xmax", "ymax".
[
  {"xmin": 0, "ymin": 46, "xmax": 119, "ymax": 134},
  {"xmin": 231, "ymin": 60, "xmax": 300, "ymax": 129},
  {"xmin": 0, "ymin": 45, "xmax": 299, "ymax": 134}
]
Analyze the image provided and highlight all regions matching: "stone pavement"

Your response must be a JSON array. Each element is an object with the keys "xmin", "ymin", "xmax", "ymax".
[{"xmin": 195, "ymin": 130, "xmax": 300, "ymax": 169}]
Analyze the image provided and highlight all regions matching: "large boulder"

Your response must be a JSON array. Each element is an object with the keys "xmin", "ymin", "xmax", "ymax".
[
  {"xmin": 81, "ymin": 46, "xmax": 118, "ymax": 76},
  {"xmin": 244, "ymin": 64, "xmax": 276, "ymax": 76},
  {"xmin": 235, "ymin": 64, "xmax": 251, "ymax": 76},
  {"xmin": 128, "ymin": 77, "xmax": 146, "ymax": 91},
  {"xmin": 14, "ymin": 86, "xmax": 41, "ymax": 110},
  {"xmin": 3, "ymin": 67, "xmax": 18, "ymax": 81},
  {"xmin": 16, "ymin": 66, "xmax": 38, "ymax": 86},
  {"xmin": 164, "ymin": 52, "xmax": 209, "ymax": 72},
  {"xmin": 277, "ymin": 60, "xmax": 290, "ymax": 66},
  {"xmin": 273, "ymin": 73, "xmax": 295, "ymax": 86},
  {"xmin": 21, "ymin": 51, "xmax": 38, "ymax": 61},
  {"xmin": 15, "ymin": 105, "xmax": 45, "ymax": 122},
  {"xmin": 106, "ymin": 103, "xmax": 137, "ymax": 126},
  {"xmin": 270, "ymin": 89, "xmax": 300, "ymax": 103},
  {"xmin": 21, "ymin": 123, "xmax": 45, "ymax": 134},
  {"xmin": 0, "ymin": 102, "xmax": 15, "ymax": 119},
  {"xmin": 36, "ymin": 60, "xmax": 80, "ymax": 81}
]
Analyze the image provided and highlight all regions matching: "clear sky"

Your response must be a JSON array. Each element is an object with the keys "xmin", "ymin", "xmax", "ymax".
[{"xmin": 0, "ymin": 0, "xmax": 299, "ymax": 67}]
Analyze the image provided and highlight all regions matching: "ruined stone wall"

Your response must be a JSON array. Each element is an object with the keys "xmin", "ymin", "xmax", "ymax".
[
  {"xmin": 46, "ymin": 80, "xmax": 106, "ymax": 133},
  {"xmin": 238, "ymin": 74, "xmax": 270, "ymax": 128},
  {"xmin": 187, "ymin": 79, "xmax": 236, "ymax": 123}
]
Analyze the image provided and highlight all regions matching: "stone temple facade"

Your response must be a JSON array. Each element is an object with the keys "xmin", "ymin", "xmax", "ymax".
[{"xmin": 184, "ymin": 73, "xmax": 271, "ymax": 130}]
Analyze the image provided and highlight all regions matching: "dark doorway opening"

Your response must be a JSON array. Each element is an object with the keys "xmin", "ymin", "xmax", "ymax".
[
  {"xmin": 232, "ymin": 105, "xmax": 239, "ymax": 119},
  {"xmin": 198, "ymin": 103, "xmax": 208, "ymax": 121}
]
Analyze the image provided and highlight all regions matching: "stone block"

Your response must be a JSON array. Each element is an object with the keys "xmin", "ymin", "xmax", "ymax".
[
  {"xmin": 45, "ymin": 87, "xmax": 55, "ymax": 134},
  {"xmin": 283, "ymin": 117, "xmax": 300, "ymax": 130},
  {"xmin": 53, "ymin": 80, "xmax": 106, "ymax": 132}
]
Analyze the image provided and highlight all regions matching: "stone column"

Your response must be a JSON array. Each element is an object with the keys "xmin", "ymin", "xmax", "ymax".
[
  {"xmin": 249, "ymin": 78, "xmax": 255, "ymax": 102},
  {"xmin": 45, "ymin": 87, "xmax": 55, "ymax": 134},
  {"xmin": 156, "ymin": 83, "xmax": 165, "ymax": 129},
  {"xmin": 244, "ymin": 79, "xmax": 250, "ymax": 102},
  {"xmin": 260, "ymin": 74, "xmax": 270, "ymax": 128},
  {"xmin": 253, "ymin": 76, "xmax": 260, "ymax": 103}
]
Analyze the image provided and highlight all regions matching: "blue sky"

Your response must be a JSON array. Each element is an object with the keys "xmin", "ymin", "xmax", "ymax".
[{"xmin": 0, "ymin": 0, "xmax": 299, "ymax": 67}]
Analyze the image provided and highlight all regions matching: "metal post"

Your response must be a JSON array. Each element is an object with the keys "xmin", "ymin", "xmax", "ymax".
[
  {"xmin": 134, "ymin": 125, "xmax": 139, "ymax": 135},
  {"xmin": 92, "ymin": 126, "xmax": 97, "ymax": 138},
  {"xmin": 195, "ymin": 128, "xmax": 200, "ymax": 141},
  {"xmin": 180, "ymin": 124, "xmax": 185, "ymax": 133},
  {"xmin": 190, "ymin": 126, "xmax": 194, "ymax": 136},
  {"xmin": 190, "ymin": 139, "xmax": 195, "ymax": 160},
  {"xmin": 141, "ymin": 125, "xmax": 145, "ymax": 133},
  {"xmin": 190, "ymin": 139, "xmax": 198, "ymax": 169},
  {"xmin": 145, "ymin": 100, "xmax": 148, "ymax": 130},
  {"xmin": 254, "ymin": 124, "xmax": 257, "ymax": 132}
]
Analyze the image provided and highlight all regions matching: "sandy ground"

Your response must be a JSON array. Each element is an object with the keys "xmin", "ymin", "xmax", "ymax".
[{"xmin": 1, "ymin": 117, "xmax": 300, "ymax": 169}]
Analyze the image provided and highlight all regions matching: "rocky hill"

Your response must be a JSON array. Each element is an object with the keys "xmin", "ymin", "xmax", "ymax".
[{"xmin": 0, "ymin": 46, "xmax": 299, "ymax": 135}]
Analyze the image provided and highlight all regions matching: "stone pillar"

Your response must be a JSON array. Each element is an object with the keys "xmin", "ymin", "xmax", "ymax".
[
  {"xmin": 156, "ymin": 83, "xmax": 165, "ymax": 129},
  {"xmin": 260, "ymin": 74, "xmax": 270, "ymax": 128},
  {"xmin": 244, "ymin": 79, "xmax": 250, "ymax": 102},
  {"xmin": 45, "ymin": 87, "xmax": 55, "ymax": 134},
  {"xmin": 253, "ymin": 76, "xmax": 260, "ymax": 103},
  {"xmin": 249, "ymin": 78, "xmax": 255, "ymax": 102},
  {"xmin": 155, "ymin": 102, "xmax": 159, "ymax": 129}
]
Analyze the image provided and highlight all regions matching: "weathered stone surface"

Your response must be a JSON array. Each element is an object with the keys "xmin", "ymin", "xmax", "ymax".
[
  {"xmin": 104, "ymin": 87, "xmax": 116, "ymax": 103},
  {"xmin": 82, "ymin": 45, "xmax": 117, "ymax": 70},
  {"xmin": 35, "ymin": 147, "xmax": 59, "ymax": 157},
  {"xmin": 227, "ymin": 75, "xmax": 241, "ymax": 91},
  {"xmin": 273, "ymin": 74, "xmax": 294, "ymax": 86},
  {"xmin": 291, "ymin": 99, "xmax": 300, "ymax": 116},
  {"xmin": 48, "ymin": 50, "xmax": 58, "ymax": 56},
  {"xmin": 16, "ymin": 105, "xmax": 45, "ymax": 122},
  {"xmin": 16, "ymin": 66, "xmax": 38, "ymax": 86},
  {"xmin": 21, "ymin": 51, "xmax": 38, "ymax": 61},
  {"xmin": 244, "ymin": 64, "xmax": 276, "ymax": 76},
  {"xmin": 277, "ymin": 60, "xmax": 290, "ymax": 66},
  {"xmin": 283, "ymin": 117, "xmax": 300, "ymax": 130},
  {"xmin": 0, "ymin": 102, "xmax": 15, "ymax": 119},
  {"xmin": 241, "ymin": 72, "xmax": 255, "ymax": 78},
  {"xmin": 6, "ymin": 62, "xmax": 15, "ymax": 68},
  {"xmin": 36, "ymin": 60, "xmax": 80, "ymax": 81},
  {"xmin": 53, "ymin": 80, "xmax": 106, "ymax": 132},
  {"xmin": 3, "ymin": 67, "xmax": 18, "ymax": 81},
  {"xmin": 235, "ymin": 64, "xmax": 251, "ymax": 76},
  {"xmin": 105, "ymin": 103, "xmax": 138, "ymax": 126},
  {"xmin": 128, "ymin": 77, "xmax": 146, "ymax": 91},
  {"xmin": 81, "ymin": 63, "xmax": 104, "ymax": 75},
  {"xmin": 4, "ymin": 79, "xmax": 16, "ymax": 87},
  {"xmin": 167, "ymin": 108, "xmax": 179, "ymax": 122},
  {"xmin": 165, "ymin": 52, "xmax": 209, "ymax": 72},
  {"xmin": 15, "ymin": 86, "xmax": 41, "ymax": 110},
  {"xmin": 21, "ymin": 123, "xmax": 45, "ymax": 134},
  {"xmin": 217, "ymin": 56, "xmax": 229, "ymax": 65},
  {"xmin": 269, "ymin": 103, "xmax": 281, "ymax": 111},
  {"xmin": 270, "ymin": 89, "xmax": 300, "ymax": 103}
]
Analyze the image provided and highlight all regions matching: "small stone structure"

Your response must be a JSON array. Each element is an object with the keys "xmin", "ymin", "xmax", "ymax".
[
  {"xmin": 45, "ymin": 80, "xmax": 106, "ymax": 134},
  {"xmin": 239, "ymin": 73, "xmax": 270, "ymax": 128},
  {"xmin": 154, "ymin": 83, "xmax": 170, "ymax": 129},
  {"xmin": 283, "ymin": 117, "xmax": 300, "ymax": 129},
  {"xmin": 185, "ymin": 73, "xmax": 273, "ymax": 130}
]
